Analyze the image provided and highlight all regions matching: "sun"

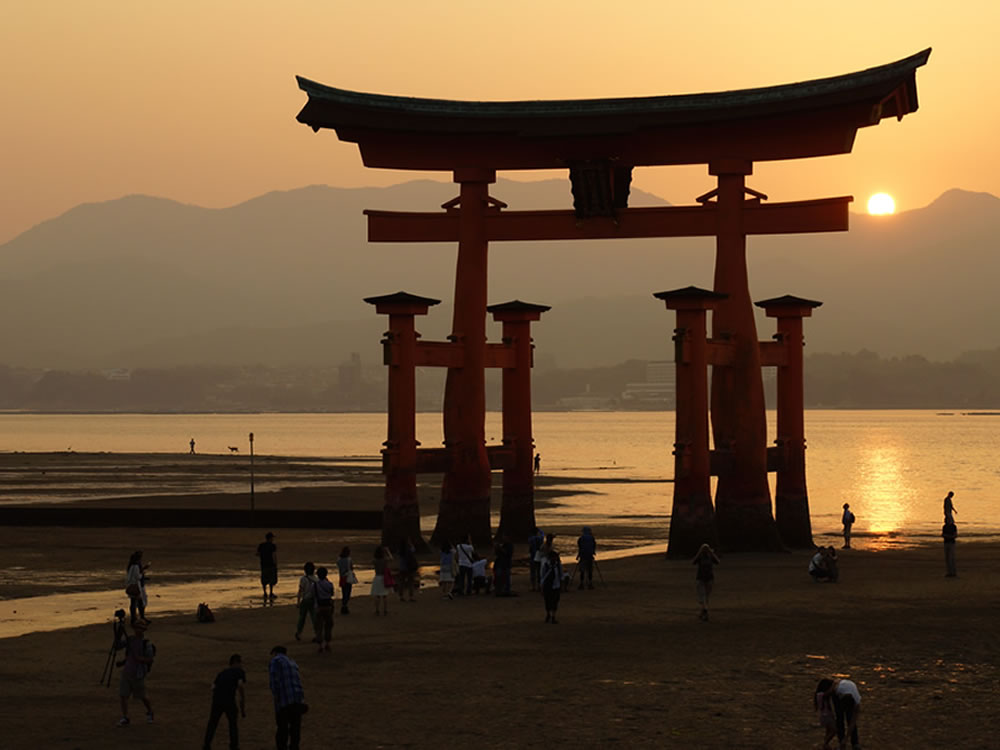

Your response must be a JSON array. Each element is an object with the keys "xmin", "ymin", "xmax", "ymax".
[{"xmin": 867, "ymin": 192, "xmax": 896, "ymax": 215}]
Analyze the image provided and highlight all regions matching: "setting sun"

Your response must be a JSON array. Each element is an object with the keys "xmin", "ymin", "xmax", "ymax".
[{"xmin": 867, "ymin": 192, "xmax": 896, "ymax": 215}]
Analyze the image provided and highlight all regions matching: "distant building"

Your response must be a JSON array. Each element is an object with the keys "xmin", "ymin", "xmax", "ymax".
[
  {"xmin": 102, "ymin": 368, "xmax": 132, "ymax": 382},
  {"xmin": 620, "ymin": 360, "xmax": 675, "ymax": 408}
]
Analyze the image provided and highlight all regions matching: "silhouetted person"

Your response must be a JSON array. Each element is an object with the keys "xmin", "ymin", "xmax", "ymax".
[
  {"xmin": 268, "ymin": 646, "xmax": 305, "ymax": 750},
  {"xmin": 533, "ymin": 453, "xmax": 541, "ymax": 475},
  {"xmin": 692, "ymin": 543, "xmax": 720, "ymax": 621},
  {"xmin": 540, "ymin": 547, "xmax": 563, "ymax": 624},
  {"xmin": 823, "ymin": 677, "xmax": 862, "ymax": 750},
  {"xmin": 314, "ymin": 566, "xmax": 334, "ymax": 652},
  {"xmin": 203, "ymin": 653, "xmax": 246, "ymax": 750},
  {"xmin": 528, "ymin": 527, "xmax": 544, "ymax": 591},
  {"xmin": 125, "ymin": 550, "xmax": 150, "ymax": 624},
  {"xmin": 117, "ymin": 618, "xmax": 154, "ymax": 727},
  {"xmin": 190, "ymin": 438, "xmax": 196, "ymax": 454},
  {"xmin": 943, "ymin": 518, "xmax": 958, "ymax": 577},
  {"xmin": 841, "ymin": 503, "xmax": 855, "ymax": 549},
  {"xmin": 256, "ymin": 532, "xmax": 277, "ymax": 599},
  {"xmin": 943, "ymin": 490, "xmax": 957, "ymax": 524},
  {"xmin": 576, "ymin": 526, "xmax": 597, "ymax": 589}
]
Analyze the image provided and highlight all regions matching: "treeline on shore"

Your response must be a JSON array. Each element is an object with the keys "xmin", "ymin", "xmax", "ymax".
[{"xmin": 2, "ymin": 347, "xmax": 1000, "ymax": 412}]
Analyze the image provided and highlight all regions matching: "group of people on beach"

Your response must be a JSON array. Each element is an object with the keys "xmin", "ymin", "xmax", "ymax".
[{"xmin": 118, "ymin": 489, "xmax": 971, "ymax": 749}]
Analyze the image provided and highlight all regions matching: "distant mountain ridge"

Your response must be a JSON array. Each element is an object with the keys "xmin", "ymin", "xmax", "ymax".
[{"xmin": 1, "ymin": 181, "xmax": 998, "ymax": 369}]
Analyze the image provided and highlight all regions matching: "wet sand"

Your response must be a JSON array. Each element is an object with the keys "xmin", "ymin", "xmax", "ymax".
[{"xmin": 3, "ymin": 528, "xmax": 998, "ymax": 748}]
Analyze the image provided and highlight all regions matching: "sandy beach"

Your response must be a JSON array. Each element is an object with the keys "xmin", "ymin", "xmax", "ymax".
[{"xmin": 1, "ymin": 453, "xmax": 998, "ymax": 748}]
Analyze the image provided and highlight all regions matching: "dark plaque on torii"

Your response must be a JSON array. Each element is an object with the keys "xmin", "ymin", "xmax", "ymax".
[{"xmin": 295, "ymin": 49, "xmax": 930, "ymax": 553}]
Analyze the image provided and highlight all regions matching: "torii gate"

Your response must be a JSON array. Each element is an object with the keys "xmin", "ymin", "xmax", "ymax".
[{"xmin": 295, "ymin": 49, "xmax": 930, "ymax": 551}]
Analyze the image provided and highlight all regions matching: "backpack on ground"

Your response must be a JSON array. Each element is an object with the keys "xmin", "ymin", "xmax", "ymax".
[{"xmin": 197, "ymin": 602, "xmax": 215, "ymax": 623}]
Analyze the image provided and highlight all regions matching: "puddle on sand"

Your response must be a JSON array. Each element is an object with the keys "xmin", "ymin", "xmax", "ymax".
[{"xmin": 0, "ymin": 569, "xmax": 379, "ymax": 640}]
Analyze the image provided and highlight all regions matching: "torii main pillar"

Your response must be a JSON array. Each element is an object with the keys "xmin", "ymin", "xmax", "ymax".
[
  {"xmin": 709, "ymin": 162, "xmax": 783, "ymax": 551},
  {"xmin": 435, "ymin": 170, "xmax": 496, "ymax": 547}
]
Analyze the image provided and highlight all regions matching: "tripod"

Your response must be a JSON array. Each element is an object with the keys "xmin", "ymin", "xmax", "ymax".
[
  {"xmin": 100, "ymin": 615, "xmax": 128, "ymax": 687},
  {"xmin": 569, "ymin": 558, "xmax": 606, "ymax": 588}
]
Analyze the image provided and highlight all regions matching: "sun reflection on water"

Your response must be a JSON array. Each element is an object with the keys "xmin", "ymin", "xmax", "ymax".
[{"xmin": 855, "ymin": 442, "xmax": 913, "ymax": 548}]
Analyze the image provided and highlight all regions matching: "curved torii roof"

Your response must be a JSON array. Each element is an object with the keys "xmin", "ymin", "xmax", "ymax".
[{"xmin": 295, "ymin": 49, "xmax": 930, "ymax": 170}]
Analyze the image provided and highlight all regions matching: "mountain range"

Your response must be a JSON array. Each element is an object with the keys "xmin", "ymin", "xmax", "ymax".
[{"xmin": 1, "ymin": 179, "xmax": 997, "ymax": 370}]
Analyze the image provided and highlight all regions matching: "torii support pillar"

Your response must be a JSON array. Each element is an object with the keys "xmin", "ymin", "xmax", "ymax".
[
  {"xmin": 488, "ymin": 300, "xmax": 551, "ymax": 541},
  {"xmin": 656, "ymin": 287, "xmax": 724, "ymax": 558},
  {"xmin": 435, "ymin": 169, "xmax": 497, "ymax": 547},
  {"xmin": 757, "ymin": 294, "xmax": 822, "ymax": 549},
  {"xmin": 708, "ymin": 161, "xmax": 783, "ymax": 552},
  {"xmin": 364, "ymin": 291, "xmax": 440, "ymax": 552}
]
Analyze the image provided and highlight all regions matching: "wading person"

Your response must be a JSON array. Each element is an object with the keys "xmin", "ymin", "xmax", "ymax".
[
  {"xmin": 314, "ymin": 566, "xmax": 335, "ymax": 653},
  {"xmin": 337, "ymin": 546, "xmax": 356, "ymax": 615},
  {"xmin": 576, "ymin": 526, "xmax": 597, "ymax": 590},
  {"xmin": 692, "ymin": 543, "xmax": 720, "ymax": 621},
  {"xmin": 202, "ymin": 653, "xmax": 246, "ymax": 750},
  {"xmin": 943, "ymin": 490, "xmax": 957, "ymax": 523},
  {"xmin": 117, "ymin": 618, "xmax": 154, "ymax": 727},
  {"xmin": 294, "ymin": 562, "xmax": 319, "ymax": 643},
  {"xmin": 125, "ymin": 550, "xmax": 150, "ymax": 624},
  {"xmin": 841, "ymin": 503, "xmax": 855, "ymax": 549},
  {"xmin": 943, "ymin": 517, "xmax": 958, "ymax": 577},
  {"xmin": 268, "ymin": 646, "xmax": 306, "ymax": 750},
  {"xmin": 256, "ymin": 532, "xmax": 278, "ymax": 600},
  {"xmin": 540, "ymin": 546, "xmax": 563, "ymax": 624}
]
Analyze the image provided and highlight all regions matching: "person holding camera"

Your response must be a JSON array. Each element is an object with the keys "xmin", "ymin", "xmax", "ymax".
[
  {"xmin": 117, "ymin": 618, "xmax": 154, "ymax": 727},
  {"xmin": 203, "ymin": 653, "xmax": 246, "ymax": 750},
  {"xmin": 125, "ymin": 550, "xmax": 150, "ymax": 624}
]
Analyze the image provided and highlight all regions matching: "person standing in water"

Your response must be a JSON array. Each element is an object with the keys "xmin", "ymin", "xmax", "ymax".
[
  {"xmin": 943, "ymin": 516, "xmax": 958, "ymax": 577},
  {"xmin": 841, "ymin": 503, "xmax": 855, "ymax": 549},
  {"xmin": 943, "ymin": 491, "xmax": 957, "ymax": 523}
]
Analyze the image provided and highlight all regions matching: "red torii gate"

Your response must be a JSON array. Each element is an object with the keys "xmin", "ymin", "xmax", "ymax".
[{"xmin": 295, "ymin": 49, "xmax": 929, "ymax": 551}]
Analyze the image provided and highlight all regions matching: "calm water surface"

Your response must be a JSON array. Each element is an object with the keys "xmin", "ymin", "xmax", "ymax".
[
  {"xmin": 2, "ymin": 410, "xmax": 997, "ymax": 544},
  {"xmin": 2, "ymin": 411, "xmax": 997, "ymax": 637}
]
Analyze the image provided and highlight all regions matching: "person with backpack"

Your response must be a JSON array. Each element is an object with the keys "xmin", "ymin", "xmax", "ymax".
[
  {"xmin": 116, "ymin": 618, "xmax": 155, "ymax": 727},
  {"xmin": 124, "ymin": 550, "xmax": 150, "ymax": 625},
  {"xmin": 294, "ymin": 562, "xmax": 319, "ymax": 643},
  {"xmin": 314, "ymin": 567, "xmax": 335, "ymax": 652},
  {"xmin": 202, "ymin": 653, "xmax": 246, "ymax": 750},
  {"xmin": 841, "ymin": 504, "xmax": 856, "ymax": 549},
  {"xmin": 539, "ymin": 546, "xmax": 563, "ymax": 624}
]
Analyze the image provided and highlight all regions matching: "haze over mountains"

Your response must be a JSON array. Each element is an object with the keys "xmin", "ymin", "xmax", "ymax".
[{"xmin": 1, "ymin": 179, "xmax": 997, "ymax": 370}]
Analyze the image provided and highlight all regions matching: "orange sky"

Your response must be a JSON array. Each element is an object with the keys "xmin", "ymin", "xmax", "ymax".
[{"xmin": 2, "ymin": 1, "xmax": 998, "ymax": 244}]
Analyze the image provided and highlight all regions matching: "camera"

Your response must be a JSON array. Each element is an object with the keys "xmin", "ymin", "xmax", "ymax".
[{"xmin": 114, "ymin": 608, "xmax": 126, "ymax": 621}]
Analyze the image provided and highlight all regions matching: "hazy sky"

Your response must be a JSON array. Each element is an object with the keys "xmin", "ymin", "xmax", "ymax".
[{"xmin": 2, "ymin": 1, "xmax": 998, "ymax": 244}]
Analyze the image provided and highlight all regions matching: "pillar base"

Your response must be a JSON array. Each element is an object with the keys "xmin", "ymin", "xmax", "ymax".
[
  {"xmin": 666, "ymin": 494, "xmax": 718, "ymax": 559},
  {"xmin": 715, "ymin": 502, "xmax": 785, "ymax": 553},
  {"xmin": 381, "ymin": 503, "xmax": 428, "ymax": 553},
  {"xmin": 775, "ymin": 490, "xmax": 814, "ymax": 549},
  {"xmin": 497, "ymin": 490, "xmax": 536, "ymax": 542}
]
